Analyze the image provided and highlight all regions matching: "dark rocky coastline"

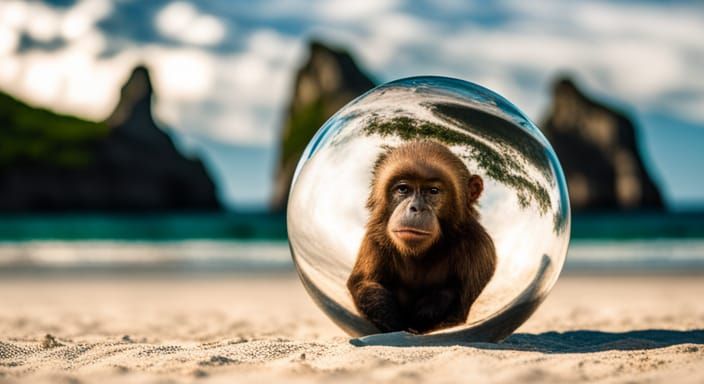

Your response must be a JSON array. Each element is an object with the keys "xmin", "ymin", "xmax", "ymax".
[{"xmin": 0, "ymin": 66, "xmax": 220, "ymax": 212}]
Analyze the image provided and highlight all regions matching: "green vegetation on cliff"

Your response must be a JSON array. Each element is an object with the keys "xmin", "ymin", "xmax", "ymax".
[
  {"xmin": 281, "ymin": 99, "xmax": 326, "ymax": 170},
  {"xmin": 0, "ymin": 92, "xmax": 108, "ymax": 168}
]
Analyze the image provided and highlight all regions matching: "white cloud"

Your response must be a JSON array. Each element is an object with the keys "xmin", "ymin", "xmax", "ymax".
[
  {"xmin": 228, "ymin": 55, "xmax": 271, "ymax": 95},
  {"xmin": 147, "ymin": 29, "xmax": 303, "ymax": 145},
  {"xmin": 366, "ymin": 12, "xmax": 432, "ymax": 45},
  {"xmin": 175, "ymin": 59, "xmax": 291, "ymax": 143},
  {"xmin": 246, "ymin": 29, "xmax": 302, "ymax": 66},
  {"xmin": 389, "ymin": 2, "xmax": 704, "ymax": 124},
  {"xmin": 496, "ymin": 1, "xmax": 704, "ymax": 115},
  {"xmin": 0, "ymin": 56, "xmax": 20, "ymax": 88},
  {"xmin": 315, "ymin": 0, "xmax": 400, "ymax": 22},
  {"xmin": 591, "ymin": 39, "xmax": 684, "ymax": 100},
  {"xmin": 155, "ymin": 1, "xmax": 227, "ymax": 46},
  {"xmin": 573, "ymin": 2, "xmax": 704, "ymax": 47},
  {"xmin": 0, "ymin": 24, "xmax": 132, "ymax": 120},
  {"xmin": 22, "ymin": 56, "xmax": 63, "ymax": 104},
  {"xmin": 61, "ymin": 51, "xmax": 136, "ymax": 118},
  {"xmin": 351, "ymin": 12, "xmax": 435, "ymax": 70},
  {"xmin": 60, "ymin": 0, "xmax": 113, "ymax": 41},
  {"xmin": 0, "ymin": 25, "xmax": 20, "ymax": 56},
  {"xmin": 164, "ymin": 30, "xmax": 306, "ymax": 144},
  {"xmin": 0, "ymin": 0, "xmax": 112, "ymax": 51},
  {"xmin": 146, "ymin": 47, "xmax": 215, "ymax": 102},
  {"xmin": 213, "ymin": 110, "xmax": 273, "ymax": 144},
  {"xmin": 25, "ymin": 3, "xmax": 62, "ymax": 42},
  {"xmin": 0, "ymin": 1, "xmax": 29, "ymax": 31}
]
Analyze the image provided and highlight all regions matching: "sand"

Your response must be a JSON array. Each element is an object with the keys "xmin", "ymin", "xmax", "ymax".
[{"xmin": 0, "ymin": 273, "xmax": 703, "ymax": 383}]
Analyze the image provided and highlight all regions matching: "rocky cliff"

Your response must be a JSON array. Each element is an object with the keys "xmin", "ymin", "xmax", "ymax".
[
  {"xmin": 271, "ymin": 41, "xmax": 375, "ymax": 212},
  {"xmin": 0, "ymin": 66, "xmax": 221, "ymax": 212},
  {"xmin": 540, "ymin": 77, "xmax": 664, "ymax": 211}
]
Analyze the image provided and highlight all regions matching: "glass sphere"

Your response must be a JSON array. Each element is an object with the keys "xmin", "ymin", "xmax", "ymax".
[{"xmin": 287, "ymin": 76, "xmax": 570, "ymax": 344}]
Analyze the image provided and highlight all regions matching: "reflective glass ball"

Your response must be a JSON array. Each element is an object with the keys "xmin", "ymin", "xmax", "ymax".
[{"xmin": 287, "ymin": 76, "xmax": 570, "ymax": 343}]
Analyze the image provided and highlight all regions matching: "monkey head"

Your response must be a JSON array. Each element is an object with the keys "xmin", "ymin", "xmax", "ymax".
[{"xmin": 367, "ymin": 140, "xmax": 484, "ymax": 257}]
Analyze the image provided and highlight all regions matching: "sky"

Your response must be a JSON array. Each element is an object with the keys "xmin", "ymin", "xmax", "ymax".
[{"xmin": 0, "ymin": 0, "xmax": 702, "ymax": 210}]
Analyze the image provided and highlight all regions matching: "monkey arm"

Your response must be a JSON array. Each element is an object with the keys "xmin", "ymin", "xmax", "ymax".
[
  {"xmin": 348, "ymin": 279, "xmax": 405, "ymax": 332},
  {"xmin": 443, "ymin": 230, "xmax": 498, "ymax": 326},
  {"xmin": 347, "ymin": 237, "xmax": 406, "ymax": 333}
]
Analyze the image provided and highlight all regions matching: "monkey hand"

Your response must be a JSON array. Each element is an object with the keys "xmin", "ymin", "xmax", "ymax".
[{"xmin": 351, "ymin": 281, "xmax": 406, "ymax": 332}]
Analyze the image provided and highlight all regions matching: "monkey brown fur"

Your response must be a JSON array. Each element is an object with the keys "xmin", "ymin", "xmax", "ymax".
[{"xmin": 347, "ymin": 140, "xmax": 497, "ymax": 334}]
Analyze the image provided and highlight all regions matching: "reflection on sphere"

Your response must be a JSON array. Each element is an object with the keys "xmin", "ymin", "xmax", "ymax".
[{"xmin": 287, "ymin": 76, "xmax": 570, "ymax": 342}]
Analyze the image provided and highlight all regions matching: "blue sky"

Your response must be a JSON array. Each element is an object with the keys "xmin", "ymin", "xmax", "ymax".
[{"xmin": 0, "ymin": 0, "xmax": 702, "ymax": 210}]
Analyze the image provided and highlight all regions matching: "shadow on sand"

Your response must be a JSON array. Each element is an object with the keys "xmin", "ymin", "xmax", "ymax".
[
  {"xmin": 351, "ymin": 329, "xmax": 704, "ymax": 352},
  {"xmin": 491, "ymin": 329, "xmax": 704, "ymax": 353}
]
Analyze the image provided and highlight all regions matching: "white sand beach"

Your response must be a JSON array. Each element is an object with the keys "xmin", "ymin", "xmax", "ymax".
[{"xmin": 0, "ymin": 273, "xmax": 703, "ymax": 383}]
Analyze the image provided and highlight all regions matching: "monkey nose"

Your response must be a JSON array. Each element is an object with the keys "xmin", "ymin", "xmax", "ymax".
[{"xmin": 409, "ymin": 204, "xmax": 427, "ymax": 214}]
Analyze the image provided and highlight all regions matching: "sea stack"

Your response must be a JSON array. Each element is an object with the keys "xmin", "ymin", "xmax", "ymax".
[
  {"xmin": 271, "ymin": 41, "xmax": 375, "ymax": 212},
  {"xmin": 540, "ymin": 77, "xmax": 664, "ymax": 211},
  {"xmin": 0, "ymin": 66, "xmax": 221, "ymax": 212}
]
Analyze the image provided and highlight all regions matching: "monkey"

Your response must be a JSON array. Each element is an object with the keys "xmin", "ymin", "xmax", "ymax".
[{"xmin": 347, "ymin": 140, "xmax": 497, "ymax": 334}]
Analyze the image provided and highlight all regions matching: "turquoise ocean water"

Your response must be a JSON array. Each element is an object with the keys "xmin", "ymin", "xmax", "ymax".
[{"xmin": 0, "ymin": 212, "xmax": 703, "ymax": 274}]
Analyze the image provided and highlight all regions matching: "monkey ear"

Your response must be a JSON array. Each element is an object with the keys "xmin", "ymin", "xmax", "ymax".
[{"xmin": 468, "ymin": 175, "xmax": 483, "ymax": 202}]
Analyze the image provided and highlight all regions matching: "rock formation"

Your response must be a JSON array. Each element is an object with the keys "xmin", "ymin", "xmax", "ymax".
[
  {"xmin": 540, "ymin": 77, "xmax": 664, "ymax": 211},
  {"xmin": 271, "ymin": 41, "xmax": 375, "ymax": 212},
  {"xmin": 0, "ymin": 66, "xmax": 221, "ymax": 212}
]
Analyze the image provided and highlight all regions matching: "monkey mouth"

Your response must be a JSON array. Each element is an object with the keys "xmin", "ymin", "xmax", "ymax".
[{"xmin": 393, "ymin": 228, "xmax": 432, "ymax": 239}]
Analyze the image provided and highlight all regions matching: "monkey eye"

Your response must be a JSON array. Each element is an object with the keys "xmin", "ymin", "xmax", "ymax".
[
  {"xmin": 429, "ymin": 187, "xmax": 440, "ymax": 195},
  {"xmin": 396, "ymin": 184, "xmax": 410, "ymax": 194}
]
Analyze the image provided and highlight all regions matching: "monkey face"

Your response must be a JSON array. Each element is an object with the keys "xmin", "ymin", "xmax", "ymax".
[
  {"xmin": 386, "ymin": 178, "xmax": 445, "ymax": 256},
  {"xmin": 367, "ymin": 140, "xmax": 485, "ymax": 258}
]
